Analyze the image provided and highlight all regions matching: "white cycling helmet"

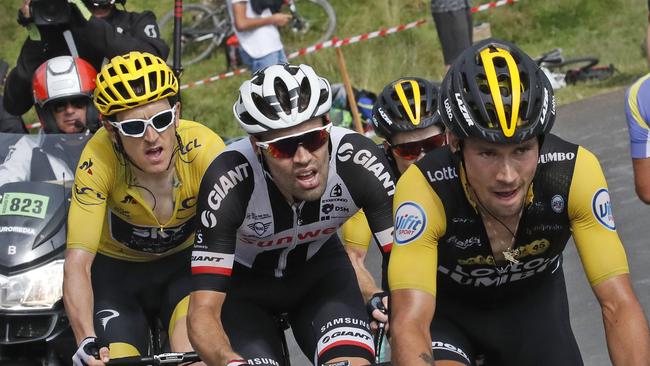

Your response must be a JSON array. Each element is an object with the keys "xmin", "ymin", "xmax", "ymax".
[{"xmin": 233, "ymin": 63, "xmax": 332, "ymax": 134}]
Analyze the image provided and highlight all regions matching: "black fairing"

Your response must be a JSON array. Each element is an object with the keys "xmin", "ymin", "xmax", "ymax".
[{"xmin": 0, "ymin": 182, "xmax": 68, "ymax": 275}]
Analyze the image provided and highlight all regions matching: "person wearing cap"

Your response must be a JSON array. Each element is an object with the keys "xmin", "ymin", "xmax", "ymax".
[
  {"xmin": 5, "ymin": 0, "xmax": 168, "ymax": 117},
  {"xmin": 341, "ymin": 78, "xmax": 446, "ymax": 332},
  {"xmin": 187, "ymin": 63, "xmax": 396, "ymax": 366},
  {"xmin": 389, "ymin": 39, "xmax": 650, "ymax": 365},
  {"xmin": 63, "ymin": 51, "xmax": 224, "ymax": 365},
  {"xmin": 0, "ymin": 55, "xmax": 99, "ymax": 187}
]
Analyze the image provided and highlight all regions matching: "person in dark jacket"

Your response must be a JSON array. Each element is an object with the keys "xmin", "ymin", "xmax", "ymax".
[
  {"xmin": 0, "ymin": 59, "xmax": 26, "ymax": 133},
  {"xmin": 4, "ymin": 0, "xmax": 169, "ymax": 117}
]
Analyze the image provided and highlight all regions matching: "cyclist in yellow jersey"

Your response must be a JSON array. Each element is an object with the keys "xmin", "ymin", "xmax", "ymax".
[
  {"xmin": 389, "ymin": 39, "xmax": 650, "ymax": 366},
  {"xmin": 63, "ymin": 51, "xmax": 224, "ymax": 365},
  {"xmin": 341, "ymin": 78, "xmax": 446, "ymax": 328}
]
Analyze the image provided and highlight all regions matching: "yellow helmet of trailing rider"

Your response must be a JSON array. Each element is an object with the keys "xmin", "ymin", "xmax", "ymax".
[{"xmin": 93, "ymin": 51, "xmax": 178, "ymax": 116}]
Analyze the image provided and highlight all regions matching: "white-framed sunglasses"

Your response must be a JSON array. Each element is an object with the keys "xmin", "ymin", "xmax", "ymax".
[
  {"xmin": 255, "ymin": 124, "xmax": 332, "ymax": 159},
  {"xmin": 110, "ymin": 105, "xmax": 177, "ymax": 138}
]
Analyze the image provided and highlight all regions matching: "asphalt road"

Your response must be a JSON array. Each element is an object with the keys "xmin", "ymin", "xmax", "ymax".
[{"xmin": 284, "ymin": 87, "xmax": 647, "ymax": 365}]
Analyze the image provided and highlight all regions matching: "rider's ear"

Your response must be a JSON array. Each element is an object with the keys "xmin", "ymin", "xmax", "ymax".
[
  {"xmin": 447, "ymin": 131, "xmax": 461, "ymax": 153},
  {"xmin": 174, "ymin": 102, "xmax": 181, "ymax": 128},
  {"xmin": 102, "ymin": 117, "xmax": 118, "ymax": 144},
  {"xmin": 249, "ymin": 135, "xmax": 261, "ymax": 155}
]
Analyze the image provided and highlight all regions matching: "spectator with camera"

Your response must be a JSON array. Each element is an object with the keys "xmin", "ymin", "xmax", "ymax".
[{"xmin": 4, "ymin": 0, "xmax": 169, "ymax": 117}]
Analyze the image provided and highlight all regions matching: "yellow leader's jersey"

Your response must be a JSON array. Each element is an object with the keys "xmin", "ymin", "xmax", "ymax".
[
  {"xmin": 67, "ymin": 120, "xmax": 225, "ymax": 261},
  {"xmin": 388, "ymin": 134, "xmax": 629, "ymax": 298}
]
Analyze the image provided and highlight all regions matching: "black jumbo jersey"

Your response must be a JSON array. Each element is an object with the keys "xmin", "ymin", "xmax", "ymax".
[{"xmin": 388, "ymin": 134, "xmax": 629, "ymax": 302}]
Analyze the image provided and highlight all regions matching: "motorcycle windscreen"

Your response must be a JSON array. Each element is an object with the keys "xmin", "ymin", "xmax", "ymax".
[{"xmin": 0, "ymin": 132, "xmax": 92, "ymax": 274}]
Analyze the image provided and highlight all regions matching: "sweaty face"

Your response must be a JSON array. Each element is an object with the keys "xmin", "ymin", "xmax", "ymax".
[
  {"xmin": 389, "ymin": 124, "xmax": 444, "ymax": 174},
  {"xmin": 460, "ymin": 137, "xmax": 539, "ymax": 220},
  {"xmin": 254, "ymin": 118, "xmax": 330, "ymax": 203},
  {"xmin": 113, "ymin": 99, "xmax": 180, "ymax": 175}
]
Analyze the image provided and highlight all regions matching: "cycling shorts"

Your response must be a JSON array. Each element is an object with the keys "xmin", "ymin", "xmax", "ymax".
[
  {"xmin": 91, "ymin": 247, "xmax": 193, "ymax": 358},
  {"xmin": 430, "ymin": 267, "xmax": 583, "ymax": 365},
  {"xmin": 221, "ymin": 235, "xmax": 375, "ymax": 366}
]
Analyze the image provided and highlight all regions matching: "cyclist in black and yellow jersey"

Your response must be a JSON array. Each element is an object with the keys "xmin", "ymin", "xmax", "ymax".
[
  {"xmin": 388, "ymin": 39, "xmax": 650, "ymax": 365},
  {"xmin": 63, "ymin": 51, "xmax": 225, "ymax": 365},
  {"xmin": 341, "ymin": 78, "xmax": 446, "ymax": 327}
]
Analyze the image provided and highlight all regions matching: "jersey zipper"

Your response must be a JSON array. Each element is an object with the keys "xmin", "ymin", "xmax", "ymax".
[{"xmin": 275, "ymin": 202, "xmax": 304, "ymax": 277}]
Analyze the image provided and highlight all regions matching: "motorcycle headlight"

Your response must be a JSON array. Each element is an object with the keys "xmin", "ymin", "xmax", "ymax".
[{"xmin": 0, "ymin": 259, "xmax": 64, "ymax": 310}]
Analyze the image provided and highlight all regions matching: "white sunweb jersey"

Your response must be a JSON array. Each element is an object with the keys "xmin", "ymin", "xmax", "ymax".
[{"xmin": 191, "ymin": 126, "xmax": 396, "ymax": 293}]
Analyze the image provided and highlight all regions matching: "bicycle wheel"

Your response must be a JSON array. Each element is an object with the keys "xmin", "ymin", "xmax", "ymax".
[
  {"xmin": 281, "ymin": 0, "xmax": 337, "ymax": 53},
  {"xmin": 158, "ymin": 3, "xmax": 229, "ymax": 66}
]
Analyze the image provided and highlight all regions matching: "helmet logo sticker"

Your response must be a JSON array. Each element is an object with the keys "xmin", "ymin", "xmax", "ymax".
[
  {"xmin": 443, "ymin": 98, "xmax": 453, "ymax": 121},
  {"xmin": 377, "ymin": 107, "xmax": 393, "ymax": 125},
  {"xmin": 479, "ymin": 47, "xmax": 521, "ymax": 138},
  {"xmin": 454, "ymin": 93, "xmax": 474, "ymax": 126},
  {"xmin": 395, "ymin": 80, "xmax": 421, "ymax": 125},
  {"xmin": 540, "ymin": 88, "xmax": 549, "ymax": 125},
  {"xmin": 394, "ymin": 201, "xmax": 427, "ymax": 245},
  {"xmin": 592, "ymin": 188, "xmax": 616, "ymax": 231}
]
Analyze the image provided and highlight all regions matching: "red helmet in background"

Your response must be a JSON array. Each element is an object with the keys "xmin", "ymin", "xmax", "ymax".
[{"xmin": 32, "ymin": 56, "xmax": 99, "ymax": 133}]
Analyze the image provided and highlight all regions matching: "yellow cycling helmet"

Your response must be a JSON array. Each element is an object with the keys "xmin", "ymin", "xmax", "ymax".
[{"xmin": 94, "ymin": 51, "xmax": 178, "ymax": 116}]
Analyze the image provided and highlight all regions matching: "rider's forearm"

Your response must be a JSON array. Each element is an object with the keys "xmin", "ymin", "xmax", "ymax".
[
  {"xmin": 345, "ymin": 247, "xmax": 382, "ymax": 302},
  {"xmin": 63, "ymin": 260, "xmax": 96, "ymax": 344},
  {"xmin": 188, "ymin": 300, "xmax": 242, "ymax": 366},
  {"xmin": 602, "ymin": 297, "xmax": 650, "ymax": 365},
  {"xmin": 390, "ymin": 321, "xmax": 434, "ymax": 366}
]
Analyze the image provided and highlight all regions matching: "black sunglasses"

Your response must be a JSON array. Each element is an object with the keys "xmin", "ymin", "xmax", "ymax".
[{"xmin": 50, "ymin": 97, "xmax": 88, "ymax": 113}]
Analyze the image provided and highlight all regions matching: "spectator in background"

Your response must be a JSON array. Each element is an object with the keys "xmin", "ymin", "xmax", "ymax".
[
  {"xmin": 227, "ymin": 0, "xmax": 292, "ymax": 73},
  {"xmin": 0, "ymin": 60, "xmax": 27, "ymax": 133},
  {"xmin": 431, "ymin": 0, "xmax": 473, "ymax": 71},
  {"xmin": 4, "ymin": 0, "xmax": 168, "ymax": 118}
]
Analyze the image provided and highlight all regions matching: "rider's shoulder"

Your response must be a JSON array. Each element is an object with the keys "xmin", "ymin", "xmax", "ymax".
[{"xmin": 627, "ymin": 73, "xmax": 650, "ymax": 109}]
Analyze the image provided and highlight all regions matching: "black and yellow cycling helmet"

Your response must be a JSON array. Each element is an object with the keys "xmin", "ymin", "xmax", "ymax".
[
  {"xmin": 371, "ymin": 77, "xmax": 442, "ymax": 140},
  {"xmin": 94, "ymin": 51, "xmax": 178, "ymax": 116},
  {"xmin": 439, "ymin": 38, "xmax": 555, "ymax": 143}
]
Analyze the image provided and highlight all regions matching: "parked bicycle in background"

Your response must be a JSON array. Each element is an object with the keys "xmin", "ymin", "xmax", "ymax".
[{"xmin": 158, "ymin": 0, "xmax": 336, "ymax": 66}]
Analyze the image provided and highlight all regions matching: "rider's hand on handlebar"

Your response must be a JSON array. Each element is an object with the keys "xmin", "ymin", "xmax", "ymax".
[
  {"xmin": 366, "ymin": 292, "xmax": 389, "ymax": 332},
  {"xmin": 72, "ymin": 337, "xmax": 110, "ymax": 366},
  {"xmin": 271, "ymin": 13, "xmax": 292, "ymax": 27}
]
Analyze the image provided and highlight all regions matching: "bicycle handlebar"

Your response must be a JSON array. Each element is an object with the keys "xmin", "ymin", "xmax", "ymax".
[{"xmin": 106, "ymin": 352, "xmax": 201, "ymax": 365}]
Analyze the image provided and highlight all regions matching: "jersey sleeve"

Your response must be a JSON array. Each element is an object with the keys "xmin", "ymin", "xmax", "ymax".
[
  {"xmin": 625, "ymin": 74, "xmax": 650, "ymax": 159},
  {"xmin": 388, "ymin": 165, "xmax": 445, "ymax": 296},
  {"xmin": 341, "ymin": 209, "xmax": 372, "ymax": 251},
  {"xmin": 66, "ymin": 133, "xmax": 114, "ymax": 254},
  {"xmin": 191, "ymin": 150, "xmax": 254, "ymax": 293},
  {"xmin": 568, "ymin": 146, "xmax": 629, "ymax": 286},
  {"xmin": 336, "ymin": 133, "xmax": 395, "ymax": 255},
  {"xmin": 180, "ymin": 120, "xmax": 226, "ymax": 176}
]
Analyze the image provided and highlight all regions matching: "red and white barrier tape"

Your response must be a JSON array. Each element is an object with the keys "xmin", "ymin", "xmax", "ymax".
[
  {"xmin": 471, "ymin": 0, "xmax": 515, "ymax": 13},
  {"xmin": 187, "ymin": 0, "xmax": 514, "ymax": 90}
]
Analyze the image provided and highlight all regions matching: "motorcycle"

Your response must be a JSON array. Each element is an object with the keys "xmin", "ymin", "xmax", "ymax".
[{"xmin": 0, "ymin": 132, "xmax": 91, "ymax": 365}]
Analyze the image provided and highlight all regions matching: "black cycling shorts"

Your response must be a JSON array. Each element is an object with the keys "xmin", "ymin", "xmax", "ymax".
[
  {"xmin": 91, "ymin": 247, "xmax": 193, "ymax": 358},
  {"xmin": 432, "ymin": 7, "xmax": 473, "ymax": 65},
  {"xmin": 221, "ymin": 235, "xmax": 375, "ymax": 366},
  {"xmin": 430, "ymin": 267, "xmax": 583, "ymax": 365}
]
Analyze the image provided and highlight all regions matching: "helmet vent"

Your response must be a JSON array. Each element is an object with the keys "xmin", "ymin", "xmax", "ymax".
[
  {"xmin": 119, "ymin": 64, "xmax": 128, "ymax": 74},
  {"xmin": 298, "ymin": 78, "xmax": 311, "ymax": 113},
  {"xmin": 274, "ymin": 78, "xmax": 292, "ymax": 114},
  {"xmin": 493, "ymin": 57, "xmax": 507, "ymax": 68},
  {"xmin": 253, "ymin": 93, "xmax": 279, "ymax": 120}
]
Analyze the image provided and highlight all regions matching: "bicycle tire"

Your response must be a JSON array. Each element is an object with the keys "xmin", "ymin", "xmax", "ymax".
[
  {"xmin": 158, "ymin": 3, "xmax": 224, "ymax": 66},
  {"xmin": 282, "ymin": 0, "xmax": 337, "ymax": 52}
]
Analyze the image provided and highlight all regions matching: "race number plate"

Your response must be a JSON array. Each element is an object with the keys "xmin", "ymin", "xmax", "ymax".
[{"xmin": 0, "ymin": 192, "xmax": 49, "ymax": 219}]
